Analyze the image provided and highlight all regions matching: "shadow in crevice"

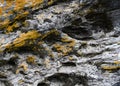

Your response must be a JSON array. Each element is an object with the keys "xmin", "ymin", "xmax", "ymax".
[
  {"xmin": 113, "ymin": 82, "xmax": 120, "ymax": 86},
  {"xmin": 44, "ymin": 73, "xmax": 88, "ymax": 86},
  {"xmin": 62, "ymin": 12, "xmax": 113, "ymax": 40}
]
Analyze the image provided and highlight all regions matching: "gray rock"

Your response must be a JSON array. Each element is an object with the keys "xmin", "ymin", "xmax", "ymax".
[{"xmin": 0, "ymin": 0, "xmax": 120, "ymax": 86}]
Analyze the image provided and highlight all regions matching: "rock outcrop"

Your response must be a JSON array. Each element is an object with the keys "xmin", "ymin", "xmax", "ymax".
[{"xmin": 0, "ymin": 0, "xmax": 120, "ymax": 86}]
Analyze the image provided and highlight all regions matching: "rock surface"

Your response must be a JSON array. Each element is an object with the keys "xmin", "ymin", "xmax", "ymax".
[{"xmin": 0, "ymin": 0, "xmax": 120, "ymax": 86}]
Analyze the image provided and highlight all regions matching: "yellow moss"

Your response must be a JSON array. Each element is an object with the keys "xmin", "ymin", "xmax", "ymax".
[
  {"xmin": 68, "ymin": 40, "xmax": 76, "ymax": 47},
  {"xmin": 0, "ymin": 0, "xmax": 57, "ymax": 32},
  {"xmin": 26, "ymin": 55, "xmax": 36, "ymax": 64},
  {"xmin": 101, "ymin": 60, "xmax": 120, "ymax": 70},
  {"xmin": 41, "ymin": 29, "xmax": 60, "ymax": 40},
  {"xmin": 32, "ymin": 0, "xmax": 43, "ymax": 8},
  {"xmin": 4, "ymin": 0, "xmax": 13, "ymax": 11},
  {"xmin": 0, "ymin": 0, "xmax": 4, "ymax": 4},
  {"xmin": 16, "ymin": 62, "xmax": 28, "ymax": 74},
  {"xmin": 15, "ymin": 11, "xmax": 29, "ymax": 20},
  {"xmin": 57, "ymin": 53, "xmax": 63, "ymax": 57},
  {"xmin": 61, "ymin": 35, "xmax": 76, "ymax": 47},
  {"xmin": 6, "ymin": 22, "xmax": 20, "ymax": 32},
  {"xmin": 53, "ymin": 35, "xmax": 76, "ymax": 56},
  {"xmin": 5, "ymin": 30, "xmax": 41, "ymax": 51},
  {"xmin": 20, "ymin": 63, "xmax": 28, "ymax": 71},
  {"xmin": 68, "ymin": 56, "xmax": 73, "ymax": 61},
  {"xmin": 0, "ymin": 7, "xmax": 2, "ymax": 15},
  {"xmin": 0, "ymin": 19, "xmax": 10, "ymax": 28},
  {"xmin": 53, "ymin": 43, "xmax": 72, "ymax": 55},
  {"xmin": 23, "ymin": 21, "xmax": 29, "ymax": 27},
  {"xmin": 15, "ymin": 69, "xmax": 19, "ymax": 74},
  {"xmin": 5, "ymin": 11, "xmax": 29, "ymax": 33},
  {"xmin": 114, "ymin": 60, "xmax": 120, "ymax": 64},
  {"xmin": 48, "ymin": 0, "xmax": 54, "ymax": 5},
  {"xmin": 0, "ymin": 29, "xmax": 62, "ymax": 57},
  {"xmin": 38, "ymin": 41, "xmax": 44, "ymax": 45},
  {"xmin": 101, "ymin": 65, "xmax": 120, "ymax": 70},
  {"xmin": 18, "ymin": 79, "xmax": 24, "ymax": 84},
  {"xmin": 14, "ymin": 0, "xmax": 26, "ymax": 11}
]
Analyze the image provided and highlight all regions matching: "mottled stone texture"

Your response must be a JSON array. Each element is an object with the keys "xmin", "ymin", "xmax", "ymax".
[
  {"xmin": 0, "ymin": 0, "xmax": 58, "ymax": 32},
  {"xmin": 0, "ymin": 0, "xmax": 120, "ymax": 86}
]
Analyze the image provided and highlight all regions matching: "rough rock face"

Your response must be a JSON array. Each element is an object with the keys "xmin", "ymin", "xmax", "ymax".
[
  {"xmin": 0, "ymin": 0, "xmax": 120, "ymax": 86},
  {"xmin": 0, "ymin": 0, "xmax": 58, "ymax": 32}
]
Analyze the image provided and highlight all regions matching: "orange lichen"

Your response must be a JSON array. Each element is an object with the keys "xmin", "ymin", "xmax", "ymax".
[
  {"xmin": 114, "ymin": 60, "xmax": 120, "ymax": 64},
  {"xmin": 53, "ymin": 35, "xmax": 76, "ymax": 55},
  {"xmin": 14, "ymin": 0, "xmax": 26, "ymax": 11},
  {"xmin": 18, "ymin": 79, "xmax": 24, "ymax": 84},
  {"xmin": 101, "ymin": 61, "xmax": 120, "ymax": 70},
  {"xmin": 15, "ymin": 11, "xmax": 29, "ymax": 20},
  {"xmin": 53, "ymin": 43, "xmax": 72, "ymax": 55},
  {"xmin": 101, "ymin": 64, "xmax": 120, "ymax": 70},
  {"xmin": 0, "ymin": 7, "xmax": 2, "ymax": 15},
  {"xmin": 61, "ymin": 35, "xmax": 76, "ymax": 47},
  {"xmin": 4, "ymin": 0, "xmax": 13, "ymax": 11},
  {"xmin": 6, "ymin": 22, "xmax": 20, "ymax": 32},
  {"xmin": 26, "ymin": 55, "xmax": 36, "ymax": 64},
  {"xmin": 16, "ymin": 62, "xmax": 28, "ymax": 74},
  {"xmin": 32, "ymin": 0, "xmax": 44, "ymax": 8},
  {"xmin": 5, "ymin": 30, "xmax": 41, "ymax": 51},
  {"xmin": 68, "ymin": 56, "xmax": 74, "ymax": 61},
  {"xmin": 0, "ymin": 0, "xmax": 56, "ymax": 32},
  {"xmin": 0, "ymin": 19, "xmax": 10, "ymax": 28},
  {"xmin": 0, "ymin": 29, "xmax": 61, "ymax": 55},
  {"xmin": 41, "ymin": 29, "xmax": 60, "ymax": 40},
  {"xmin": 48, "ymin": 0, "xmax": 54, "ymax": 5},
  {"xmin": 0, "ymin": 0, "xmax": 4, "ymax": 4},
  {"xmin": 22, "ymin": 64, "xmax": 28, "ymax": 71}
]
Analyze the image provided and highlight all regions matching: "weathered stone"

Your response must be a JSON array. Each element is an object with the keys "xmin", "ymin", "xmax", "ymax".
[
  {"xmin": 0, "ymin": 0, "xmax": 120, "ymax": 86},
  {"xmin": 0, "ymin": 0, "xmax": 58, "ymax": 32}
]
